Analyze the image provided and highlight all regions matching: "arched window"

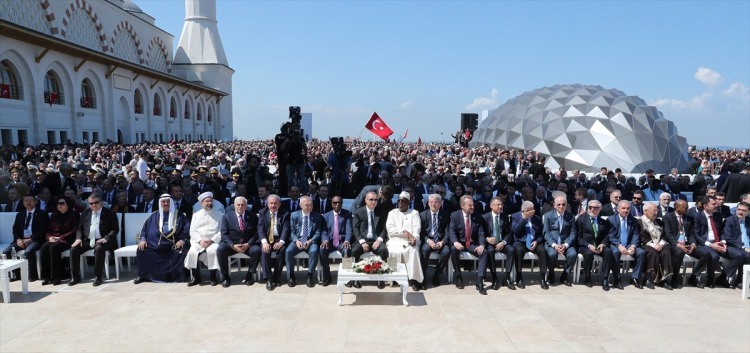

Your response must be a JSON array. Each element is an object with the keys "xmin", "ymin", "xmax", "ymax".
[
  {"xmin": 169, "ymin": 97, "xmax": 177, "ymax": 118},
  {"xmin": 80, "ymin": 78, "xmax": 96, "ymax": 108},
  {"xmin": 153, "ymin": 93, "xmax": 162, "ymax": 116},
  {"xmin": 0, "ymin": 60, "xmax": 23, "ymax": 100},
  {"xmin": 44, "ymin": 70, "xmax": 63, "ymax": 105},
  {"xmin": 134, "ymin": 89, "xmax": 143, "ymax": 114},
  {"xmin": 196, "ymin": 102, "xmax": 203, "ymax": 121},
  {"xmin": 184, "ymin": 100, "xmax": 191, "ymax": 119}
]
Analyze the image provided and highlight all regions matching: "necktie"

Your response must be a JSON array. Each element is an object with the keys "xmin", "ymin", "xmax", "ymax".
[
  {"xmin": 321, "ymin": 200, "xmax": 325, "ymax": 212},
  {"xmin": 268, "ymin": 213, "xmax": 275, "ymax": 243},
  {"xmin": 432, "ymin": 213, "xmax": 438, "ymax": 239},
  {"xmin": 464, "ymin": 214, "xmax": 471, "ymax": 249},
  {"xmin": 302, "ymin": 215, "xmax": 309, "ymax": 242},
  {"xmin": 525, "ymin": 222, "xmax": 533, "ymax": 248},
  {"xmin": 620, "ymin": 218, "xmax": 628, "ymax": 245},
  {"xmin": 333, "ymin": 213, "xmax": 340, "ymax": 247},
  {"xmin": 238, "ymin": 214, "xmax": 245, "ymax": 231},
  {"xmin": 677, "ymin": 215, "xmax": 685, "ymax": 242},
  {"xmin": 591, "ymin": 218, "xmax": 598, "ymax": 241},
  {"xmin": 557, "ymin": 215, "xmax": 563, "ymax": 243},
  {"xmin": 709, "ymin": 214, "xmax": 719, "ymax": 242},
  {"xmin": 89, "ymin": 212, "xmax": 98, "ymax": 247},
  {"xmin": 24, "ymin": 212, "xmax": 32, "ymax": 228},
  {"xmin": 145, "ymin": 202, "xmax": 151, "ymax": 213},
  {"xmin": 494, "ymin": 215, "xmax": 500, "ymax": 239},
  {"xmin": 368, "ymin": 211, "xmax": 375, "ymax": 239}
]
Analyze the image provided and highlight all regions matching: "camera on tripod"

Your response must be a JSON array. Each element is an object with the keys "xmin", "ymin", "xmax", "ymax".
[{"xmin": 288, "ymin": 106, "xmax": 303, "ymax": 138}]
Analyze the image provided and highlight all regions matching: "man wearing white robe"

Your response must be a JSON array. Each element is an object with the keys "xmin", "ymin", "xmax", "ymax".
[
  {"xmin": 185, "ymin": 192, "xmax": 222, "ymax": 286},
  {"xmin": 386, "ymin": 191, "xmax": 424, "ymax": 291}
]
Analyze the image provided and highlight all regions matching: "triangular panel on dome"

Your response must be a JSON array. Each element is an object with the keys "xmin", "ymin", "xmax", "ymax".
[
  {"xmin": 590, "ymin": 120, "xmax": 615, "ymax": 137},
  {"xmin": 610, "ymin": 112, "xmax": 632, "ymax": 130},
  {"xmin": 570, "ymin": 132, "xmax": 600, "ymax": 150},
  {"xmin": 597, "ymin": 138, "xmax": 632, "ymax": 164},
  {"xmin": 563, "ymin": 106, "xmax": 584, "ymax": 118},
  {"xmin": 566, "ymin": 95, "xmax": 587, "ymax": 105},
  {"xmin": 587, "ymin": 105, "xmax": 609, "ymax": 119},
  {"xmin": 564, "ymin": 150, "xmax": 589, "ymax": 166},
  {"xmin": 566, "ymin": 119, "xmax": 588, "ymax": 132},
  {"xmin": 553, "ymin": 133, "xmax": 573, "ymax": 148},
  {"xmin": 543, "ymin": 99, "xmax": 563, "ymax": 111}
]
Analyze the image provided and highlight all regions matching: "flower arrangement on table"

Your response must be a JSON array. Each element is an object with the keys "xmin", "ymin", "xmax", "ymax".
[{"xmin": 353, "ymin": 256, "xmax": 393, "ymax": 274}]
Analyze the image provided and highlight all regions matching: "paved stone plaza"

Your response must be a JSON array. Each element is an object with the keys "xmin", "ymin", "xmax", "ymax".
[{"xmin": 1, "ymin": 270, "xmax": 749, "ymax": 353}]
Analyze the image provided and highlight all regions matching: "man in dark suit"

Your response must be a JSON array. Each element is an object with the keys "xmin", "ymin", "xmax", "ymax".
[
  {"xmin": 482, "ymin": 197, "xmax": 515, "ymax": 290},
  {"xmin": 711, "ymin": 200, "xmax": 747, "ymax": 288},
  {"xmin": 3, "ymin": 194, "xmax": 49, "ymax": 281},
  {"xmin": 663, "ymin": 199, "xmax": 702, "ymax": 288},
  {"xmin": 256, "ymin": 194, "xmax": 290, "ymax": 291},
  {"xmin": 656, "ymin": 192, "xmax": 675, "ymax": 219},
  {"xmin": 607, "ymin": 200, "xmax": 646, "ymax": 289},
  {"xmin": 284, "ymin": 196, "xmax": 324, "ymax": 287},
  {"xmin": 70, "ymin": 194, "xmax": 119, "ymax": 286},
  {"xmin": 720, "ymin": 164, "xmax": 750, "ymax": 202},
  {"xmin": 494, "ymin": 150, "xmax": 516, "ymax": 178},
  {"xmin": 281, "ymin": 185, "xmax": 301, "ymax": 213},
  {"xmin": 217, "ymin": 196, "xmax": 260, "ymax": 287},
  {"xmin": 576, "ymin": 200, "xmax": 613, "ymax": 290},
  {"xmin": 691, "ymin": 195, "xmax": 734, "ymax": 288},
  {"xmin": 312, "ymin": 184, "xmax": 333, "ymax": 214},
  {"xmin": 722, "ymin": 201, "xmax": 750, "ymax": 288},
  {"xmin": 542, "ymin": 195, "xmax": 578, "ymax": 286},
  {"xmin": 170, "ymin": 184, "xmax": 193, "ymax": 220},
  {"xmin": 320, "ymin": 196, "xmax": 352, "ymax": 286},
  {"xmin": 135, "ymin": 187, "xmax": 159, "ymax": 213},
  {"xmin": 600, "ymin": 190, "xmax": 621, "ymax": 217},
  {"xmin": 715, "ymin": 192, "xmax": 732, "ymax": 219},
  {"xmin": 404, "ymin": 186, "xmax": 425, "ymax": 213},
  {"xmin": 351, "ymin": 191, "xmax": 389, "ymax": 288},
  {"xmin": 510, "ymin": 201, "xmax": 548, "ymax": 289},
  {"xmin": 419, "ymin": 194, "xmax": 451, "ymax": 287},
  {"xmin": 2, "ymin": 186, "xmax": 21, "ymax": 212},
  {"xmin": 448, "ymin": 195, "xmax": 492, "ymax": 295}
]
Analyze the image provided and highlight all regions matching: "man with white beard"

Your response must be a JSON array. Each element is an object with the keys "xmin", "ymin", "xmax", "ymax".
[
  {"xmin": 185, "ymin": 192, "xmax": 222, "ymax": 286},
  {"xmin": 386, "ymin": 191, "xmax": 424, "ymax": 291}
]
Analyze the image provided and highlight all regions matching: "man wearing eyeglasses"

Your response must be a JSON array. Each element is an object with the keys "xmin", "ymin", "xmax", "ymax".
[
  {"xmin": 601, "ymin": 190, "xmax": 621, "ymax": 217},
  {"xmin": 351, "ymin": 191, "xmax": 389, "ymax": 288},
  {"xmin": 542, "ymin": 196, "xmax": 578, "ymax": 287},
  {"xmin": 70, "ymin": 194, "xmax": 119, "ymax": 286},
  {"xmin": 320, "ymin": 196, "xmax": 352, "ymax": 287},
  {"xmin": 722, "ymin": 201, "xmax": 750, "ymax": 288},
  {"xmin": 630, "ymin": 190, "xmax": 645, "ymax": 218}
]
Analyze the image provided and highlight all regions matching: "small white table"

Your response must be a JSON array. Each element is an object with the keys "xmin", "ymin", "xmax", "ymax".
[
  {"xmin": 742, "ymin": 264, "xmax": 750, "ymax": 300},
  {"xmin": 336, "ymin": 263, "xmax": 409, "ymax": 306},
  {"xmin": 1, "ymin": 259, "xmax": 29, "ymax": 303}
]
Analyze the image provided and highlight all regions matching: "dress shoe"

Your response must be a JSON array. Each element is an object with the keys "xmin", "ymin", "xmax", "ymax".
[
  {"xmin": 602, "ymin": 280, "xmax": 610, "ymax": 291},
  {"xmin": 243, "ymin": 274, "xmax": 256, "ymax": 286},
  {"xmin": 476, "ymin": 283, "xmax": 487, "ymax": 295},
  {"xmin": 68, "ymin": 278, "xmax": 80, "ymax": 286},
  {"xmin": 730, "ymin": 275, "xmax": 741, "ymax": 289},
  {"xmin": 133, "ymin": 277, "xmax": 145, "ymax": 284},
  {"xmin": 221, "ymin": 279, "xmax": 231, "ymax": 288},
  {"xmin": 52, "ymin": 279, "xmax": 61, "ymax": 286},
  {"xmin": 432, "ymin": 275, "xmax": 441, "ymax": 287},
  {"xmin": 645, "ymin": 279, "xmax": 655, "ymax": 289},
  {"xmin": 663, "ymin": 281, "xmax": 673, "ymax": 290},
  {"xmin": 306, "ymin": 274, "xmax": 315, "ymax": 288},
  {"xmin": 93, "ymin": 278, "xmax": 103, "ymax": 287},
  {"xmin": 42, "ymin": 279, "xmax": 52, "ymax": 285},
  {"xmin": 613, "ymin": 279, "xmax": 624, "ymax": 290},
  {"xmin": 584, "ymin": 277, "xmax": 593, "ymax": 288},
  {"xmin": 561, "ymin": 273, "xmax": 572, "ymax": 287},
  {"xmin": 516, "ymin": 280, "xmax": 525, "ymax": 289},
  {"xmin": 352, "ymin": 280, "xmax": 362, "ymax": 289},
  {"xmin": 210, "ymin": 279, "xmax": 219, "ymax": 286},
  {"xmin": 455, "ymin": 277, "xmax": 464, "ymax": 289},
  {"xmin": 631, "ymin": 278, "xmax": 643, "ymax": 289},
  {"xmin": 411, "ymin": 281, "xmax": 421, "ymax": 292},
  {"xmin": 491, "ymin": 280, "xmax": 500, "ymax": 290},
  {"xmin": 717, "ymin": 273, "xmax": 731, "ymax": 288},
  {"xmin": 187, "ymin": 276, "xmax": 200, "ymax": 287},
  {"xmin": 540, "ymin": 280, "xmax": 549, "ymax": 290},
  {"xmin": 288, "ymin": 278, "xmax": 296, "ymax": 287},
  {"xmin": 377, "ymin": 281, "xmax": 385, "ymax": 289},
  {"xmin": 266, "ymin": 281, "xmax": 275, "ymax": 291},
  {"xmin": 322, "ymin": 279, "xmax": 331, "ymax": 287},
  {"xmin": 28, "ymin": 277, "xmax": 38, "ymax": 282},
  {"xmin": 345, "ymin": 281, "xmax": 353, "ymax": 288},
  {"xmin": 505, "ymin": 279, "xmax": 516, "ymax": 290},
  {"xmin": 688, "ymin": 275, "xmax": 703, "ymax": 288},
  {"xmin": 9, "ymin": 277, "xmax": 20, "ymax": 282}
]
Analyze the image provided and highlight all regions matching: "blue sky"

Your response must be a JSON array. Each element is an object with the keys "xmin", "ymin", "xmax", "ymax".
[{"xmin": 138, "ymin": 0, "xmax": 750, "ymax": 147}]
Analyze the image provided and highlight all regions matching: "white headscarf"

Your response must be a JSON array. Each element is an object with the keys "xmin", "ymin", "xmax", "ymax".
[{"xmin": 158, "ymin": 194, "xmax": 177, "ymax": 233}]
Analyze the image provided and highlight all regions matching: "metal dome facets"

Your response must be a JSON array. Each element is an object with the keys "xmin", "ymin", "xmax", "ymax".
[{"xmin": 470, "ymin": 84, "xmax": 691, "ymax": 173}]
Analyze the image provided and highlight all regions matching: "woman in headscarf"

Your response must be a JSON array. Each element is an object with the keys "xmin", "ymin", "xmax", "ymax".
[
  {"xmin": 133, "ymin": 194, "xmax": 190, "ymax": 283},
  {"xmin": 40, "ymin": 196, "xmax": 80, "ymax": 285}
]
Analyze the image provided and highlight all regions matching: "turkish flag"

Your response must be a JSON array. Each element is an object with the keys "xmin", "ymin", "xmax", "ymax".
[
  {"xmin": 49, "ymin": 92, "xmax": 58, "ymax": 106},
  {"xmin": 365, "ymin": 112, "xmax": 394, "ymax": 140},
  {"xmin": 0, "ymin": 84, "xmax": 10, "ymax": 98},
  {"xmin": 417, "ymin": 136, "xmax": 422, "ymax": 145}
]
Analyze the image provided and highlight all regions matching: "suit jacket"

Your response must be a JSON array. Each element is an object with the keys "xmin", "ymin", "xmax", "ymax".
[
  {"xmin": 101, "ymin": 189, "xmax": 118, "ymax": 206},
  {"xmin": 656, "ymin": 205, "xmax": 675, "ymax": 219},
  {"xmin": 312, "ymin": 197, "xmax": 333, "ymax": 214},
  {"xmin": 257, "ymin": 208, "xmax": 290, "ymax": 244},
  {"xmin": 12, "ymin": 208, "xmax": 49, "ymax": 242},
  {"xmin": 448, "ymin": 210, "xmax": 486, "ymax": 247},
  {"xmin": 600, "ymin": 202, "xmax": 618, "ymax": 217},
  {"xmin": 638, "ymin": 218, "xmax": 665, "ymax": 247},
  {"xmin": 3, "ymin": 200, "xmax": 22, "ymax": 213},
  {"xmin": 322, "ymin": 209, "xmax": 352, "ymax": 244},
  {"xmin": 721, "ymin": 214, "xmax": 749, "ymax": 249},
  {"xmin": 607, "ymin": 214, "xmax": 640, "ymax": 248},
  {"xmin": 509, "ymin": 211, "xmax": 543, "ymax": 246},
  {"xmin": 135, "ymin": 199, "xmax": 159, "ymax": 213},
  {"xmin": 542, "ymin": 210, "xmax": 577, "ymax": 247},
  {"xmin": 481, "ymin": 211, "xmax": 512, "ymax": 245},
  {"xmin": 720, "ymin": 172, "xmax": 750, "ymax": 203},
  {"xmin": 42, "ymin": 172, "xmax": 76, "ymax": 197},
  {"xmin": 662, "ymin": 211, "xmax": 695, "ymax": 245},
  {"xmin": 76, "ymin": 207, "xmax": 119, "ymax": 246},
  {"xmin": 494, "ymin": 158, "xmax": 516, "ymax": 176},
  {"xmin": 352, "ymin": 206, "xmax": 388, "ymax": 243},
  {"xmin": 173, "ymin": 199, "xmax": 194, "ymax": 220},
  {"xmin": 220, "ymin": 210, "xmax": 259, "ymax": 246},
  {"xmin": 576, "ymin": 213, "xmax": 609, "ymax": 248},
  {"xmin": 281, "ymin": 198, "xmax": 301, "ymax": 214},
  {"xmin": 289, "ymin": 211, "xmax": 325, "ymax": 244},
  {"xmin": 692, "ymin": 210, "xmax": 725, "ymax": 245},
  {"xmin": 419, "ymin": 209, "xmax": 450, "ymax": 243}
]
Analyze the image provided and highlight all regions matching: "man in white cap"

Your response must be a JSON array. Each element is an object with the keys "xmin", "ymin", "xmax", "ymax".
[
  {"xmin": 385, "ymin": 191, "xmax": 424, "ymax": 291},
  {"xmin": 184, "ymin": 192, "xmax": 222, "ymax": 286},
  {"xmin": 134, "ymin": 194, "xmax": 190, "ymax": 284}
]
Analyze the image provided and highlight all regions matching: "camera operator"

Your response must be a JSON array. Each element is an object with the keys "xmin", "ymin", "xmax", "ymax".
[
  {"xmin": 327, "ymin": 137, "xmax": 352, "ymax": 198},
  {"xmin": 275, "ymin": 107, "xmax": 308, "ymax": 196}
]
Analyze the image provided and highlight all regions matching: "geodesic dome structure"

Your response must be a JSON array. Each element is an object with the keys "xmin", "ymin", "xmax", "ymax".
[{"xmin": 470, "ymin": 84, "xmax": 691, "ymax": 173}]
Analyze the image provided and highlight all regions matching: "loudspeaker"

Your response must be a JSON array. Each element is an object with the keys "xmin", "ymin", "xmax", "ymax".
[{"xmin": 460, "ymin": 113, "xmax": 479, "ymax": 131}]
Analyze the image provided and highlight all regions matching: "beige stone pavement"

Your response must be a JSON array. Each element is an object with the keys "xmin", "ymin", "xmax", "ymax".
[{"xmin": 1, "ymin": 267, "xmax": 749, "ymax": 353}]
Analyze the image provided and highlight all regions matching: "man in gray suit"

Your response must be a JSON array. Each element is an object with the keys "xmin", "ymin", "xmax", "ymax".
[
  {"xmin": 542, "ymin": 195, "xmax": 578, "ymax": 286},
  {"xmin": 284, "ymin": 196, "xmax": 325, "ymax": 287}
]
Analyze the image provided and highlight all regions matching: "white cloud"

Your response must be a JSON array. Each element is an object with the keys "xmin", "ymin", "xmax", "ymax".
[
  {"xmin": 651, "ymin": 92, "xmax": 711, "ymax": 110},
  {"xmin": 724, "ymin": 81, "xmax": 750, "ymax": 99},
  {"xmin": 694, "ymin": 67, "xmax": 723, "ymax": 86},
  {"xmin": 465, "ymin": 88, "xmax": 499, "ymax": 111},
  {"xmin": 400, "ymin": 100, "xmax": 412, "ymax": 108}
]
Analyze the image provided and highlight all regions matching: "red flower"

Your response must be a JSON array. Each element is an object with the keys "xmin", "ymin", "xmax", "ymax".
[
  {"xmin": 373, "ymin": 262, "xmax": 381, "ymax": 270},
  {"xmin": 363, "ymin": 264, "xmax": 372, "ymax": 273}
]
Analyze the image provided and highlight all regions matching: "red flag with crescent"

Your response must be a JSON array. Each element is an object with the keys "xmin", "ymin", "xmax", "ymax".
[
  {"xmin": 365, "ymin": 112, "xmax": 394, "ymax": 140},
  {"xmin": 0, "ymin": 84, "xmax": 10, "ymax": 99}
]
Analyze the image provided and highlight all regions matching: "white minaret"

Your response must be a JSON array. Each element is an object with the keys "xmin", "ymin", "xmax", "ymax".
[{"xmin": 172, "ymin": 0, "xmax": 234, "ymax": 140}]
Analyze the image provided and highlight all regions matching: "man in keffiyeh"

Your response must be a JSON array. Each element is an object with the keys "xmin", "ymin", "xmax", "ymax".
[{"xmin": 134, "ymin": 193, "xmax": 190, "ymax": 283}]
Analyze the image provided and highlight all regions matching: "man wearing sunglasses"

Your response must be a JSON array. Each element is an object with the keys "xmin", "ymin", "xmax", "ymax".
[{"xmin": 70, "ymin": 194, "xmax": 119, "ymax": 286}]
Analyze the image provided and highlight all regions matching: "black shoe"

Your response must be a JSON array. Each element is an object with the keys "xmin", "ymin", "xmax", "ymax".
[
  {"xmin": 93, "ymin": 278, "xmax": 103, "ymax": 287},
  {"xmin": 602, "ymin": 280, "xmax": 610, "ymax": 291},
  {"xmin": 411, "ymin": 281, "xmax": 421, "ymax": 292},
  {"xmin": 322, "ymin": 278, "xmax": 331, "ymax": 287},
  {"xmin": 631, "ymin": 278, "xmax": 643, "ymax": 289},
  {"xmin": 28, "ymin": 277, "xmax": 38, "ymax": 282},
  {"xmin": 455, "ymin": 277, "xmax": 464, "ymax": 289},
  {"xmin": 663, "ymin": 281, "xmax": 673, "ymax": 290},
  {"xmin": 266, "ymin": 281, "xmax": 275, "ymax": 291},
  {"xmin": 561, "ymin": 273, "xmax": 572, "ymax": 287},
  {"xmin": 288, "ymin": 278, "xmax": 296, "ymax": 287},
  {"xmin": 505, "ymin": 279, "xmax": 516, "ymax": 290},
  {"xmin": 516, "ymin": 280, "xmax": 525, "ymax": 289},
  {"xmin": 52, "ymin": 279, "xmax": 61, "ymax": 286},
  {"xmin": 9, "ymin": 277, "xmax": 20, "ymax": 282},
  {"xmin": 491, "ymin": 280, "xmax": 500, "ymax": 290},
  {"xmin": 432, "ymin": 275, "xmax": 441, "ymax": 287},
  {"xmin": 613, "ymin": 278, "xmax": 624, "ymax": 290},
  {"xmin": 540, "ymin": 280, "xmax": 549, "ymax": 290},
  {"xmin": 210, "ymin": 279, "xmax": 219, "ymax": 286},
  {"xmin": 42, "ymin": 279, "xmax": 52, "ymax": 285},
  {"xmin": 352, "ymin": 280, "xmax": 362, "ymax": 289},
  {"xmin": 243, "ymin": 274, "xmax": 256, "ymax": 286},
  {"xmin": 730, "ymin": 275, "xmax": 741, "ymax": 289},
  {"xmin": 717, "ymin": 273, "xmax": 731, "ymax": 288},
  {"xmin": 68, "ymin": 278, "xmax": 80, "ymax": 286},
  {"xmin": 133, "ymin": 277, "xmax": 144, "ymax": 285},
  {"xmin": 377, "ymin": 281, "xmax": 385, "ymax": 289},
  {"xmin": 645, "ymin": 279, "xmax": 655, "ymax": 289},
  {"xmin": 548, "ymin": 271, "xmax": 556, "ymax": 285},
  {"xmin": 688, "ymin": 275, "xmax": 704, "ymax": 288},
  {"xmin": 345, "ymin": 281, "xmax": 353, "ymax": 288},
  {"xmin": 584, "ymin": 276, "xmax": 593, "ymax": 288},
  {"xmin": 476, "ymin": 283, "xmax": 487, "ymax": 295},
  {"xmin": 306, "ymin": 274, "xmax": 315, "ymax": 288},
  {"xmin": 221, "ymin": 279, "xmax": 231, "ymax": 288},
  {"xmin": 187, "ymin": 276, "xmax": 200, "ymax": 287}
]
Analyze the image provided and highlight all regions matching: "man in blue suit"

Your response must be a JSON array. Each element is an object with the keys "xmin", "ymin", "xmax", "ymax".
[
  {"xmin": 285, "ymin": 196, "xmax": 325, "ymax": 287},
  {"xmin": 607, "ymin": 200, "xmax": 646, "ymax": 289},
  {"xmin": 542, "ymin": 195, "xmax": 578, "ymax": 286},
  {"xmin": 719, "ymin": 201, "xmax": 749, "ymax": 288},
  {"xmin": 218, "ymin": 196, "xmax": 260, "ymax": 288},
  {"xmin": 510, "ymin": 201, "xmax": 548, "ymax": 289},
  {"xmin": 257, "ymin": 194, "xmax": 290, "ymax": 291},
  {"xmin": 320, "ymin": 195, "xmax": 352, "ymax": 286}
]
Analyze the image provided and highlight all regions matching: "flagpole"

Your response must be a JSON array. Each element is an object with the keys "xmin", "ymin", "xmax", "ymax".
[{"xmin": 356, "ymin": 127, "xmax": 365, "ymax": 140}]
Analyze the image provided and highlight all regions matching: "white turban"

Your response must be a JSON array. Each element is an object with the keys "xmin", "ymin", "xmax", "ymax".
[{"xmin": 198, "ymin": 192, "xmax": 213, "ymax": 202}]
